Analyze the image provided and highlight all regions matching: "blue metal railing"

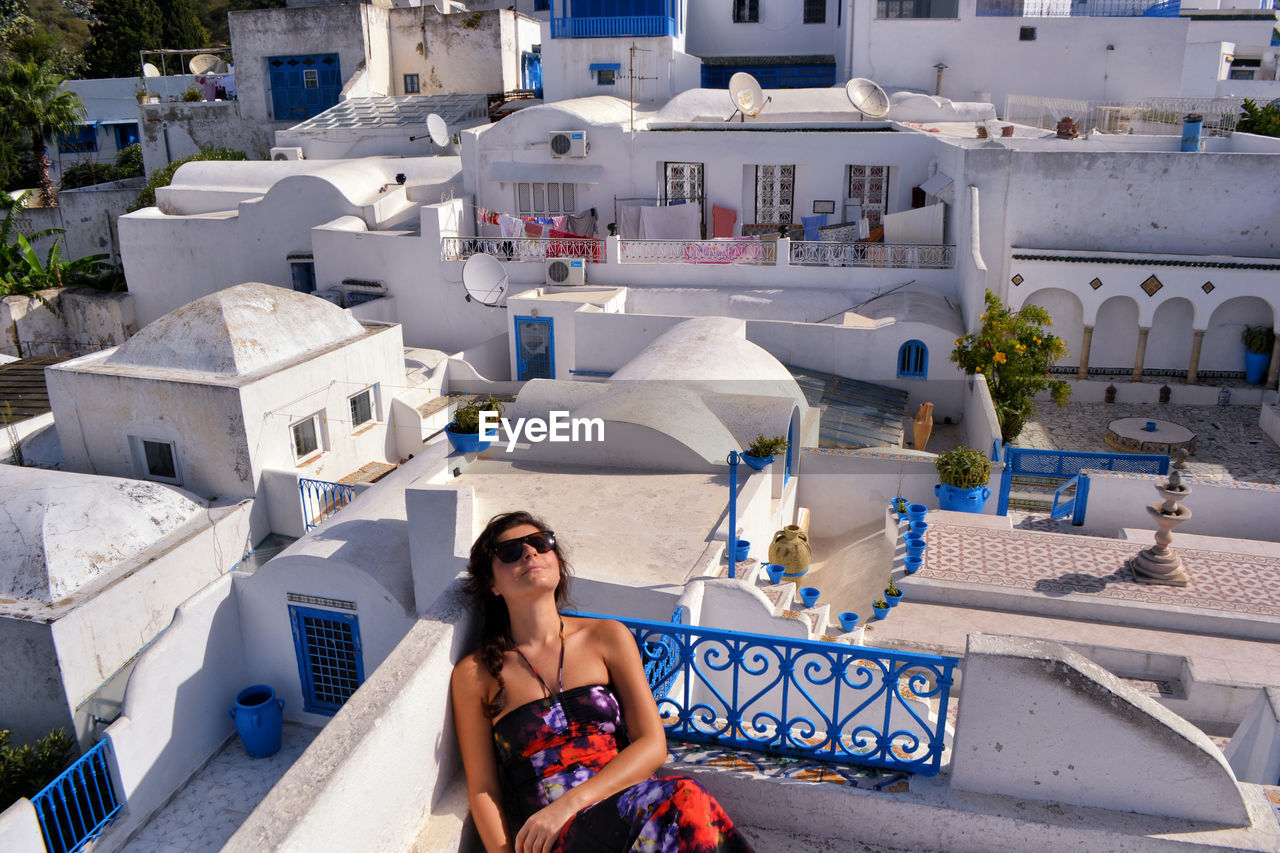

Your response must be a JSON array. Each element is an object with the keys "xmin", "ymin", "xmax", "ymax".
[
  {"xmin": 975, "ymin": 0, "xmax": 1179, "ymax": 15},
  {"xmin": 300, "ymin": 477, "xmax": 356, "ymax": 532},
  {"xmin": 997, "ymin": 448, "xmax": 1167, "ymax": 516},
  {"xmin": 1050, "ymin": 472, "xmax": 1091, "ymax": 526},
  {"xmin": 575, "ymin": 612, "xmax": 959, "ymax": 776},
  {"xmin": 551, "ymin": 15, "xmax": 677, "ymax": 38},
  {"xmin": 31, "ymin": 738, "xmax": 122, "ymax": 853}
]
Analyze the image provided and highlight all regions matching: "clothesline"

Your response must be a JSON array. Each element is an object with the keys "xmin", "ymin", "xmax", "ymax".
[{"xmin": 474, "ymin": 205, "xmax": 599, "ymax": 240}]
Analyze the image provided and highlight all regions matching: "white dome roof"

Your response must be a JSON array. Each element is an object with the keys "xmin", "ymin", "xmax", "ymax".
[{"xmin": 106, "ymin": 282, "xmax": 366, "ymax": 376}]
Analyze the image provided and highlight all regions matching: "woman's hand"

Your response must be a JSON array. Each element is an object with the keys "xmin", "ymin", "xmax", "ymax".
[{"xmin": 513, "ymin": 797, "xmax": 577, "ymax": 853}]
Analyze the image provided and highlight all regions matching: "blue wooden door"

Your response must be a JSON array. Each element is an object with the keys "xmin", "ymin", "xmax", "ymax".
[
  {"xmin": 515, "ymin": 317, "xmax": 554, "ymax": 380},
  {"xmin": 269, "ymin": 54, "xmax": 341, "ymax": 121}
]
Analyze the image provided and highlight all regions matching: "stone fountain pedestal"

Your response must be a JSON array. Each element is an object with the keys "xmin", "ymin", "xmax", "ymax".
[{"xmin": 1130, "ymin": 464, "xmax": 1192, "ymax": 587}]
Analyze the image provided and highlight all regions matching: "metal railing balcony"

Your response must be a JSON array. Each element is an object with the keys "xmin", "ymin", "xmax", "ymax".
[
  {"xmin": 300, "ymin": 477, "xmax": 356, "ymax": 532},
  {"xmin": 618, "ymin": 238, "xmax": 777, "ymax": 265},
  {"xmin": 790, "ymin": 241, "xmax": 956, "ymax": 269},
  {"xmin": 551, "ymin": 15, "xmax": 677, "ymax": 38},
  {"xmin": 975, "ymin": 0, "xmax": 1179, "ymax": 15},
  {"xmin": 31, "ymin": 737, "xmax": 123, "ymax": 853},
  {"xmin": 576, "ymin": 612, "xmax": 959, "ymax": 776},
  {"xmin": 440, "ymin": 236, "xmax": 604, "ymax": 262}
]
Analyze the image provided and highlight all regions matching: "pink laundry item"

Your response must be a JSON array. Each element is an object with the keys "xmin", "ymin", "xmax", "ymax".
[
  {"xmin": 524, "ymin": 221, "xmax": 544, "ymax": 238},
  {"xmin": 712, "ymin": 204, "xmax": 737, "ymax": 238}
]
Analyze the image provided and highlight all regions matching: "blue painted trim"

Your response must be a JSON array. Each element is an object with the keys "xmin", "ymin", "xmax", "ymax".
[
  {"xmin": 897, "ymin": 340, "xmax": 928, "ymax": 379},
  {"xmin": 589, "ymin": 63, "xmax": 622, "ymax": 71},
  {"xmin": 515, "ymin": 316, "xmax": 556, "ymax": 381},
  {"xmin": 32, "ymin": 737, "xmax": 122, "ymax": 853},
  {"xmin": 568, "ymin": 369, "xmax": 614, "ymax": 376},
  {"xmin": 289, "ymin": 604, "xmax": 364, "ymax": 716}
]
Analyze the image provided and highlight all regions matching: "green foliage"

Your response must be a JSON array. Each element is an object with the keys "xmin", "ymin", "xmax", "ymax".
[
  {"xmin": 58, "ymin": 144, "xmax": 143, "ymax": 190},
  {"xmin": 86, "ymin": 0, "xmax": 162, "ymax": 79},
  {"xmin": 951, "ymin": 289, "xmax": 1070, "ymax": 442},
  {"xmin": 873, "ymin": 598, "xmax": 887, "ymax": 609},
  {"xmin": 0, "ymin": 727, "xmax": 76, "ymax": 809},
  {"xmin": 182, "ymin": 86, "xmax": 202, "ymax": 102},
  {"xmin": 161, "ymin": 0, "xmax": 209, "ymax": 51},
  {"xmin": 745, "ymin": 434, "xmax": 788, "ymax": 458},
  {"xmin": 0, "ymin": 58, "xmax": 84, "ymax": 203},
  {"xmin": 1237, "ymin": 98, "xmax": 1280, "ymax": 138},
  {"xmin": 114, "ymin": 142, "xmax": 143, "ymax": 177},
  {"xmin": 1, "ymin": 191, "xmax": 118, "ymax": 304},
  {"xmin": 199, "ymin": 0, "xmax": 285, "ymax": 45},
  {"xmin": 451, "ymin": 396, "xmax": 505, "ymax": 434},
  {"xmin": 885, "ymin": 577, "xmax": 901, "ymax": 597},
  {"xmin": 1243, "ymin": 325, "xmax": 1275, "ymax": 355},
  {"xmin": 1, "ymin": 10, "xmax": 86, "ymax": 75},
  {"xmin": 934, "ymin": 445, "xmax": 992, "ymax": 489},
  {"xmin": 130, "ymin": 145, "xmax": 248, "ymax": 211}
]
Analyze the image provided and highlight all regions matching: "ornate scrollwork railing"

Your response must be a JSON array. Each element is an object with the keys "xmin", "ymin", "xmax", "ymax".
[
  {"xmin": 440, "ymin": 237, "xmax": 604, "ymax": 263},
  {"xmin": 789, "ymin": 241, "xmax": 956, "ymax": 269},
  {"xmin": 618, "ymin": 239, "xmax": 777, "ymax": 266},
  {"xmin": 575, "ymin": 612, "xmax": 959, "ymax": 776}
]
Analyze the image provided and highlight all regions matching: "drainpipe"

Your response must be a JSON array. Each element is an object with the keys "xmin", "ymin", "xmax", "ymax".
[
  {"xmin": 727, "ymin": 451, "xmax": 739, "ymax": 579},
  {"xmin": 933, "ymin": 63, "xmax": 947, "ymax": 97}
]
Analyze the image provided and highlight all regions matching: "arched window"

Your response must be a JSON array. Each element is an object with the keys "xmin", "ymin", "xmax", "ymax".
[{"xmin": 898, "ymin": 340, "xmax": 928, "ymax": 378}]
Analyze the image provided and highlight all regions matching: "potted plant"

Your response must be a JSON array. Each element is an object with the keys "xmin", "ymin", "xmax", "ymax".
[
  {"xmin": 1242, "ymin": 326, "xmax": 1274, "ymax": 385},
  {"xmin": 872, "ymin": 598, "xmax": 890, "ymax": 619},
  {"xmin": 446, "ymin": 396, "xmax": 504, "ymax": 454},
  {"xmin": 890, "ymin": 496, "xmax": 909, "ymax": 520},
  {"xmin": 742, "ymin": 434, "xmax": 789, "ymax": 470},
  {"xmin": 934, "ymin": 445, "xmax": 992, "ymax": 513},
  {"xmin": 884, "ymin": 578, "xmax": 903, "ymax": 608}
]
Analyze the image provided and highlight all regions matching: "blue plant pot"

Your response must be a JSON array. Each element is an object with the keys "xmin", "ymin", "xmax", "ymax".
[
  {"xmin": 764, "ymin": 563, "xmax": 786, "ymax": 584},
  {"xmin": 1245, "ymin": 350, "xmax": 1270, "ymax": 385},
  {"xmin": 872, "ymin": 604, "xmax": 890, "ymax": 620},
  {"xmin": 799, "ymin": 586, "xmax": 820, "ymax": 608},
  {"xmin": 910, "ymin": 520, "xmax": 929, "ymax": 535},
  {"xmin": 906, "ymin": 503, "xmax": 928, "ymax": 524},
  {"xmin": 885, "ymin": 590, "xmax": 903, "ymax": 608},
  {"xmin": 906, "ymin": 542, "xmax": 927, "ymax": 559},
  {"xmin": 446, "ymin": 422, "xmax": 492, "ymax": 454},
  {"xmin": 904, "ymin": 555, "xmax": 923, "ymax": 574},
  {"xmin": 935, "ymin": 483, "xmax": 991, "ymax": 513},
  {"xmin": 838, "ymin": 611, "xmax": 860, "ymax": 632},
  {"xmin": 890, "ymin": 498, "xmax": 909, "ymax": 521},
  {"xmin": 229, "ymin": 684, "xmax": 285, "ymax": 759},
  {"xmin": 742, "ymin": 452, "xmax": 773, "ymax": 471},
  {"xmin": 732, "ymin": 539, "xmax": 750, "ymax": 562}
]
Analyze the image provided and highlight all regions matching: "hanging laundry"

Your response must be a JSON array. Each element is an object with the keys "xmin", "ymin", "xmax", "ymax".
[
  {"xmin": 498, "ymin": 214, "xmax": 525, "ymax": 238},
  {"xmin": 567, "ymin": 207, "xmax": 597, "ymax": 238},
  {"xmin": 524, "ymin": 221, "xmax": 544, "ymax": 238},
  {"xmin": 712, "ymin": 204, "xmax": 737, "ymax": 238},
  {"xmin": 640, "ymin": 203, "xmax": 702, "ymax": 240}
]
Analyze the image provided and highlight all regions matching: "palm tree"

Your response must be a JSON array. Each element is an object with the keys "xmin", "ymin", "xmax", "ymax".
[{"xmin": 0, "ymin": 59, "xmax": 85, "ymax": 206}]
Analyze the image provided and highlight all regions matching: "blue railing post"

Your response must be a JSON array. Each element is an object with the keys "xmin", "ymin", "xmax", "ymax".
[
  {"xmin": 1072, "ymin": 472, "xmax": 1091, "ymax": 526},
  {"xmin": 726, "ymin": 451, "xmax": 739, "ymax": 579},
  {"xmin": 997, "ymin": 457, "xmax": 1013, "ymax": 516}
]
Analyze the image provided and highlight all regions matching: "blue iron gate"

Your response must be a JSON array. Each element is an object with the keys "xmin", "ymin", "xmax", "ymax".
[
  {"xmin": 996, "ymin": 447, "xmax": 1169, "ymax": 520},
  {"xmin": 515, "ymin": 316, "xmax": 555, "ymax": 380},
  {"xmin": 300, "ymin": 477, "xmax": 356, "ymax": 531},
  {"xmin": 31, "ymin": 737, "xmax": 122, "ymax": 853}
]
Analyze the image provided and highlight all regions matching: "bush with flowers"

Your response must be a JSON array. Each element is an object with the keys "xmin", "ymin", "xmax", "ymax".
[{"xmin": 951, "ymin": 289, "xmax": 1070, "ymax": 442}]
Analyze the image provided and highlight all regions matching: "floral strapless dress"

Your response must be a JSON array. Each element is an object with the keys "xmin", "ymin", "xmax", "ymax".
[{"xmin": 491, "ymin": 684, "xmax": 753, "ymax": 852}]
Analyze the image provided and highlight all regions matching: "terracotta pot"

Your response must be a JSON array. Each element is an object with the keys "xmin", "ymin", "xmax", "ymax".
[{"xmin": 768, "ymin": 525, "xmax": 811, "ymax": 578}]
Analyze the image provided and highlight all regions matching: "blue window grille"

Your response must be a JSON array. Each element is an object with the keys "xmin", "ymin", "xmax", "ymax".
[
  {"xmin": 590, "ymin": 62, "xmax": 621, "ymax": 85},
  {"xmin": 573, "ymin": 612, "xmax": 959, "ymax": 775},
  {"xmin": 291, "ymin": 261, "xmax": 316, "ymax": 293},
  {"xmin": 515, "ymin": 316, "xmax": 555, "ymax": 380},
  {"xmin": 535, "ymin": 0, "xmax": 550, "ymax": 9},
  {"xmin": 268, "ymin": 54, "xmax": 341, "ymax": 121},
  {"xmin": 113, "ymin": 123, "xmax": 139, "ymax": 150},
  {"xmin": 701, "ymin": 62, "xmax": 836, "ymax": 89},
  {"xmin": 299, "ymin": 477, "xmax": 355, "ymax": 531},
  {"xmin": 897, "ymin": 340, "xmax": 928, "ymax": 378},
  {"xmin": 403, "ymin": 73, "xmax": 420, "ymax": 94},
  {"xmin": 289, "ymin": 604, "xmax": 364, "ymax": 715},
  {"xmin": 552, "ymin": 0, "xmax": 677, "ymax": 37},
  {"xmin": 976, "ymin": 0, "xmax": 1178, "ymax": 14},
  {"xmin": 31, "ymin": 737, "xmax": 122, "ymax": 853},
  {"xmin": 57, "ymin": 124, "xmax": 97, "ymax": 154}
]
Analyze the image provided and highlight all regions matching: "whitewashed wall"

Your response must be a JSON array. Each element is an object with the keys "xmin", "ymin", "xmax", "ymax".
[
  {"xmin": 387, "ymin": 7, "xmax": 522, "ymax": 96},
  {"xmin": 541, "ymin": 34, "xmax": 690, "ymax": 104},
  {"xmin": 1076, "ymin": 471, "xmax": 1280, "ymax": 541},
  {"xmin": 685, "ymin": 0, "xmax": 843, "ymax": 66},
  {"xmin": 0, "ymin": 620, "xmax": 74, "ymax": 747},
  {"xmin": 137, "ymin": 101, "xmax": 270, "ymax": 177}
]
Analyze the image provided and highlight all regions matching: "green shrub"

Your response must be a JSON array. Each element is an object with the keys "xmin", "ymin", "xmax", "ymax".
[
  {"xmin": 451, "ymin": 396, "xmax": 504, "ymax": 434},
  {"xmin": 130, "ymin": 146, "xmax": 248, "ymax": 211},
  {"xmin": 114, "ymin": 143, "xmax": 143, "ymax": 177},
  {"xmin": 0, "ymin": 727, "xmax": 76, "ymax": 809},
  {"xmin": 935, "ymin": 445, "xmax": 992, "ymax": 489},
  {"xmin": 59, "ymin": 160, "xmax": 117, "ymax": 189},
  {"xmin": 1243, "ymin": 325, "xmax": 1275, "ymax": 355},
  {"xmin": 182, "ymin": 87, "xmax": 202, "ymax": 102},
  {"xmin": 746, "ymin": 434, "xmax": 789, "ymax": 457}
]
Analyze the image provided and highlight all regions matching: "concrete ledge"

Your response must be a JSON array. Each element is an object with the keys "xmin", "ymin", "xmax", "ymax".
[{"xmin": 951, "ymin": 634, "xmax": 1250, "ymax": 827}]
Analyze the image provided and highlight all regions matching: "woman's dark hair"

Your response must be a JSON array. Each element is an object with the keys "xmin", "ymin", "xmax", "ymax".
[{"xmin": 464, "ymin": 510, "xmax": 572, "ymax": 717}]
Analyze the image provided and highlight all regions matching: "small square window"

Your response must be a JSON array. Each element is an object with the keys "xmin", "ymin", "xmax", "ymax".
[
  {"xmin": 733, "ymin": 0, "xmax": 759, "ymax": 23},
  {"xmin": 131, "ymin": 437, "xmax": 181, "ymax": 484},
  {"xmin": 597, "ymin": 69, "xmax": 616, "ymax": 85},
  {"xmin": 1019, "ymin": 26, "xmax": 1036, "ymax": 40},
  {"xmin": 292, "ymin": 414, "xmax": 322, "ymax": 463},
  {"xmin": 804, "ymin": 0, "xmax": 826, "ymax": 23},
  {"xmin": 349, "ymin": 389, "xmax": 374, "ymax": 429},
  {"xmin": 291, "ymin": 261, "xmax": 316, "ymax": 294},
  {"xmin": 303, "ymin": 69, "xmax": 319, "ymax": 88},
  {"xmin": 403, "ymin": 73, "xmax": 420, "ymax": 94}
]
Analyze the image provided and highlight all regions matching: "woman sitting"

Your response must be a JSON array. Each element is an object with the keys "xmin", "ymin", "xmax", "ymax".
[{"xmin": 451, "ymin": 511, "xmax": 754, "ymax": 853}]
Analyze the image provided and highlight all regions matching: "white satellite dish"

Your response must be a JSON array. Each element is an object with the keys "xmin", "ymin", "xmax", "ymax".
[
  {"xmin": 427, "ymin": 113, "xmax": 450, "ymax": 148},
  {"xmin": 189, "ymin": 54, "xmax": 221, "ymax": 75},
  {"xmin": 461, "ymin": 253, "xmax": 508, "ymax": 307},
  {"xmin": 142, "ymin": 63, "xmax": 161, "ymax": 78},
  {"xmin": 845, "ymin": 78, "xmax": 891, "ymax": 120},
  {"xmin": 726, "ymin": 72, "xmax": 769, "ymax": 122}
]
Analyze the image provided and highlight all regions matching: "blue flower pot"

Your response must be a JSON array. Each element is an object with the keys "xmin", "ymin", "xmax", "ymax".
[
  {"xmin": 906, "ymin": 541, "xmax": 927, "ymax": 559},
  {"xmin": 732, "ymin": 539, "xmax": 750, "ymax": 562},
  {"xmin": 445, "ymin": 422, "xmax": 492, "ymax": 454},
  {"xmin": 764, "ymin": 563, "xmax": 786, "ymax": 584},
  {"xmin": 906, "ymin": 503, "xmax": 928, "ymax": 524},
  {"xmin": 904, "ymin": 555, "xmax": 923, "ymax": 574},
  {"xmin": 799, "ymin": 586, "xmax": 820, "ymax": 608},
  {"xmin": 910, "ymin": 520, "xmax": 929, "ymax": 535},
  {"xmin": 935, "ymin": 483, "xmax": 991, "ymax": 513},
  {"xmin": 742, "ymin": 452, "xmax": 773, "ymax": 471},
  {"xmin": 872, "ymin": 603, "xmax": 890, "ymax": 619},
  {"xmin": 885, "ymin": 590, "xmax": 903, "ymax": 608},
  {"xmin": 1245, "ymin": 350, "xmax": 1270, "ymax": 385},
  {"xmin": 229, "ymin": 684, "xmax": 285, "ymax": 759},
  {"xmin": 838, "ymin": 611, "xmax": 860, "ymax": 632}
]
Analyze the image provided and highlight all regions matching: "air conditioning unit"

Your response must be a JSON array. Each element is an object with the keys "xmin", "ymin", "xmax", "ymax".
[
  {"xmin": 270, "ymin": 146, "xmax": 304, "ymax": 161},
  {"xmin": 548, "ymin": 130, "xmax": 588, "ymax": 158},
  {"xmin": 546, "ymin": 257, "xmax": 585, "ymax": 286}
]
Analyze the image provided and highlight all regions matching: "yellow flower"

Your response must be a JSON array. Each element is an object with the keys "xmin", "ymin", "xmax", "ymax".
[
  {"xmin": 994, "ymin": 352, "xmax": 1007, "ymax": 364},
  {"xmin": 955, "ymin": 338, "xmax": 963, "ymax": 346},
  {"xmin": 1015, "ymin": 343, "xmax": 1026, "ymax": 353},
  {"xmin": 1033, "ymin": 337, "xmax": 1041, "ymax": 344}
]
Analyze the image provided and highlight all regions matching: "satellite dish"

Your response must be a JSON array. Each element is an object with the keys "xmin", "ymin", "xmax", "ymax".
[
  {"xmin": 142, "ymin": 63, "xmax": 161, "ymax": 78},
  {"xmin": 189, "ymin": 54, "xmax": 221, "ymax": 75},
  {"xmin": 427, "ymin": 113, "xmax": 449, "ymax": 148},
  {"xmin": 845, "ymin": 78, "xmax": 891, "ymax": 119},
  {"xmin": 461, "ymin": 253, "xmax": 508, "ymax": 307},
  {"xmin": 726, "ymin": 72, "xmax": 769, "ymax": 122}
]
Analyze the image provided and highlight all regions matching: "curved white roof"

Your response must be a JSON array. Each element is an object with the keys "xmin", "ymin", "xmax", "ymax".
[
  {"xmin": 1, "ymin": 466, "xmax": 206, "ymax": 606},
  {"xmin": 106, "ymin": 282, "xmax": 366, "ymax": 376}
]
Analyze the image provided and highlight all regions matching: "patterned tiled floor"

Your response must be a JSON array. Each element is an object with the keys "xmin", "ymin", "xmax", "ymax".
[
  {"xmin": 667, "ymin": 741, "xmax": 911, "ymax": 793},
  {"xmin": 919, "ymin": 522, "xmax": 1280, "ymax": 618}
]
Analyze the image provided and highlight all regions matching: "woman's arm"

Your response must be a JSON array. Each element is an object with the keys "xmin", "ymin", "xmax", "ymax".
[
  {"xmin": 451, "ymin": 655, "xmax": 514, "ymax": 853},
  {"xmin": 513, "ymin": 618, "xmax": 669, "ymax": 853}
]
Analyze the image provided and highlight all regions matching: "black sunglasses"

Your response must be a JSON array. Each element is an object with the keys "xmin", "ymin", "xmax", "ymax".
[{"xmin": 493, "ymin": 531, "xmax": 556, "ymax": 564}]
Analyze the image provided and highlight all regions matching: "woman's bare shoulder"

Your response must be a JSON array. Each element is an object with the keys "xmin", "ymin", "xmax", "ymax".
[
  {"xmin": 451, "ymin": 650, "xmax": 494, "ymax": 696},
  {"xmin": 565, "ymin": 614, "xmax": 632, "ymax": 648}
]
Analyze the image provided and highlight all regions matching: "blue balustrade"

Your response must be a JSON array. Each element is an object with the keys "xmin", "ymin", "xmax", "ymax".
[
  {"xmin": 551, "ymin": 15, "xmax": 677, "ymax": 38},
  {"xmin": 975, "ymin": 0, "xmax": 1178, "ymax": 15},
  {"xmin": 997, "ymin": 447, "xmax": 1166, "ymax": 516},
  {"xmin": 299, "ymin": 477, "xmax": 356, "ymax": 532},
  {"xmin": 573, "ymin": 612, "xmax": 959, "ymax": 775},
  {"xmin": 31, "ymin": 737, "xmax": 122, "ymax": 853},
  {"xmin": 1050, "ymin": 472, "xmax": 1091, "ymax": 525}
]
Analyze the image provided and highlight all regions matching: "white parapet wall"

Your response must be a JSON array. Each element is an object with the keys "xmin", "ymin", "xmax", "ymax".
[
  {"xmin": 1224, "ymin": 687, "xmax": 1280, "ymax": 787},
  {"xmin": 0, "ymin": 798, "xmax": 42, "ymax": 853},
  {"xmin": 1076, "ymin": 470, "xmax": 1280, "ymax": 542},
  {"xmin": 951, "ymin": 633, "xmax": 1250, "ymax": 827}
]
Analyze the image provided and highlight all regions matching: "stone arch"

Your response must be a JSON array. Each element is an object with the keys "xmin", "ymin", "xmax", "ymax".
[
  {"xmin": 1090, "ymin": 295, "xmax": 1140, "ymax": 373},
  {"xmin": 1145, "ymin": 297, "xmax": 1195, "ymax": 374},
  {"xmin": 1023, "ymin": 288, "xmax": 1083, "ymax": 371},
  {"xmin": 1202, "ymin": 296, "xmax": 1272, "ymax": 374}
]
